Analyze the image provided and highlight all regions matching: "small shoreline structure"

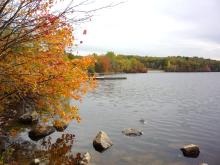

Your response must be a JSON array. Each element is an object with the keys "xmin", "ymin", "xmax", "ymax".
[
  {"xmin": 93, "ymin": 72, "xmax": 127, "ymax": 80},
  {"xmin": 95, "ymin": 76, "xmax": 127, "ymax": 80},
  {"xmin": 147, "ymin": 69, "xmax": 165, "ymax": 73}
]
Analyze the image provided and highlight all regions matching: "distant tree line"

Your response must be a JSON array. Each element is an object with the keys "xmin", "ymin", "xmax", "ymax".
[
  {"xmin": 68, "ymin": 52, "xmax": 220, "ymax": 73},
  {"xmin": 67, "ymin": 52, "xmax": 148, "ymax": 73},
  {"xmin": 138, "ymin": 56, "xmax": 220, "ymax": 72}
]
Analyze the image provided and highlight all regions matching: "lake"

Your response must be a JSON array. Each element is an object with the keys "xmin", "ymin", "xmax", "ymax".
[{"xmin": 21, "ymin": 73, "xmax": 220, "ymax": 164}]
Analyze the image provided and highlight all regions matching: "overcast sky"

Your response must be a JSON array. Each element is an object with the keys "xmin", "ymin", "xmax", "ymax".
[{"xmin": 69, "ymin": 0, "xmax": 220, "ymax": 59}]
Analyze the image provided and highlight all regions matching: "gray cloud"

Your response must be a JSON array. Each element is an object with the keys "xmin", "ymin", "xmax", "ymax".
[
  {"xmin": 158, "ymin": 0, "xmax": 220, "ymax": 44},
  {"xmin": 75, "ymin": 0, "xmax": 220, "ymax": 59}
]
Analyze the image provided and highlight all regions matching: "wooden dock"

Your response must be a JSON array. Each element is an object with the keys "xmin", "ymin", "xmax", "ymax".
[{"xmin": 95, "ymin": 77, "xmax": 127, "ymax": 80}]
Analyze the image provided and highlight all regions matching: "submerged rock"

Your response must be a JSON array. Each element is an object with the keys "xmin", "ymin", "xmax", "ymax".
[
  {"xmin": 19, "ymin": 111, "xmax": 39, "ymax": 124},
  {"xmin": 79, "ymin": 152, "xmax": 91, "ymax": 165},
  {"xmin": 122, "ymin": 128, "xmax": 143, "ymax": 137},
  {"xmin": 93, "ymin": 131, "xmax": 113, "ymax": 152},
  {"xmin": 29, "ymin": 125, "xmax": 55, "ymax": 141},
  {"xmin": 180, "ymin": 144, "xmax": 200, "ymax": 158},
  {"xmin": 0, "ymin": 136, "xmax": 11, "ymax": 154},
  {"xmin": 17, "ymin": 140, "xmax": 37, "ymax": 151},
  {"xmin": 139, "ymin": 119, "xmax": 146, "ymax": 124}
]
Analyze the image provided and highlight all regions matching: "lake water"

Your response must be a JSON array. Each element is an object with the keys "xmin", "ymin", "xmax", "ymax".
[{"xmin": 21, "ymin": 73, "xmax": 220, "ymax": 164}]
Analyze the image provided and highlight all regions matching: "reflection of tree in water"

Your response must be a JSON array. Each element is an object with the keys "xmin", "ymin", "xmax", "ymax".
[
  {"xmin": 37, "ymin": 133, "xmax": 82, "ymax": 165},
  {"xmin": 1, "ymin": 133, "xmax": 82, "ymax": 165},
  {"xmin": 93, "ymin": 81, "xmax": 118, "ymax": 97}
]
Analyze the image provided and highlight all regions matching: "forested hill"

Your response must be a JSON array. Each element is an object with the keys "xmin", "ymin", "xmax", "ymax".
[
  {"xmin": 133, "ymin": 55, "xmax": 220, "ymax": 72},
  {"xmin": 68, "ymin": 52, "xmax": 220, "ymax": 73}
]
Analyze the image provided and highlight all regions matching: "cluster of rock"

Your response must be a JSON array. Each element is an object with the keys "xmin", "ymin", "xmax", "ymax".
[
  {"xmin": 29, "ymin": 131, "xmax": 112, "ymax": 164},
  {"xmin": 91, "ymin": 128, "xmax": 204, "ymax": 162},
  {"xmin": 15, "ymin": 111, "xmax": 207, "ymax": 164},
  {"xmin": 92, "ymin": 128, "xmax": 143, "ymax": 152},
  {"xmin": 18, "ymin": 111, "xmax": 68, "ymax": 141},
  {"xmin": 91, "ymin": 130, "xmax": 205, "ymax": 164}
]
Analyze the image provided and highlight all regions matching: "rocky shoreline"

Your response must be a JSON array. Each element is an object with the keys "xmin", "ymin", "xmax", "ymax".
[{"xmin": 0, "ymin": 107, "xmax": 208, "ymax": 165}]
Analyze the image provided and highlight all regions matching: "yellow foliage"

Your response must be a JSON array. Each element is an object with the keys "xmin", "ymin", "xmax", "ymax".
[{"xmin": 0, "ymin": 1, "xmax": 96, "ymax": 123}]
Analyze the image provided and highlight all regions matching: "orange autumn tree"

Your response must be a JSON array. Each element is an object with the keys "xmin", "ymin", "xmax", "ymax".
[{"xmin": 0, "ymin": 0, "xmax": 97, "ymax": 125}]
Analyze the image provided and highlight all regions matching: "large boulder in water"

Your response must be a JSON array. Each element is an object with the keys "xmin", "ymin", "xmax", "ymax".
[
  {"xmin": 180, "ymin": 144, "xmax": 200, "ymax": 158},
  {"xmin": 93, "ymin": 131, "xmax": 113, "ymax": 152},
  {"xmin": 29, "ymin": 125, "xmax": 55, "ymax": 141},
  {"xmin": 19, "ymin": 111, "xmax": 39, "ymax": 124},
  {"xmin": 122, "ymin": 128, "xmax": 143, "ymax": 137}
]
